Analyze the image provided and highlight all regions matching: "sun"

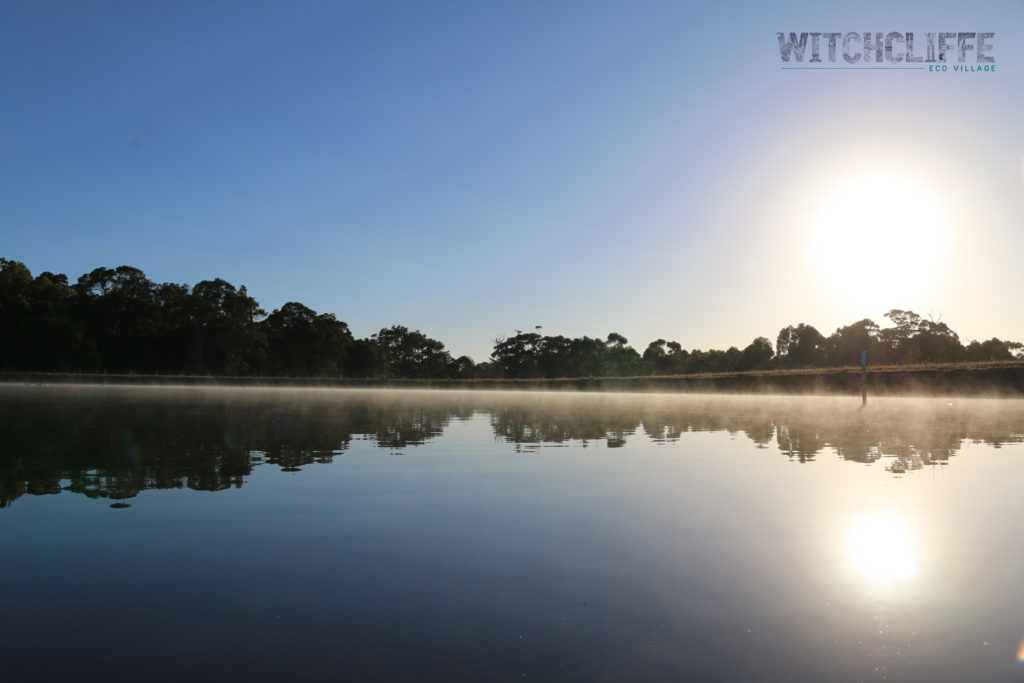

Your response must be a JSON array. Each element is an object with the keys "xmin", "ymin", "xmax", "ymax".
[
  {"xmin": 807, "ymin": 173, "xmax": 950, "ymax": 305},
  {"xmin": 846, "ymin": 513, "xmax": 919, "ymax": 583}
]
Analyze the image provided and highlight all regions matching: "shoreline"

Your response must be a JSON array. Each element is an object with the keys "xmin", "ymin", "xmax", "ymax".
[{"xmin": 5, "ymin": 361, "xmax": 1024, "ymax": 397}]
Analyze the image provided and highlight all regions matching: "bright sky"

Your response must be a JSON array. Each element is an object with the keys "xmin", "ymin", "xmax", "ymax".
[{"xmin": 3, "ymin": 1, "xmax": 1022, "ymax": 362}]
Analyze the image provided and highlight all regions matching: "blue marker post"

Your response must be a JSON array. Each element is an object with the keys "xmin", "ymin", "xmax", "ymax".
[{"xmin": 861, "ymin": 350, "xmax": 867, "ymax": 407}]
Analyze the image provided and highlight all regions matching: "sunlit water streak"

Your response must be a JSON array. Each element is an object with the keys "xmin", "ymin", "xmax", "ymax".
[{"xmin": 847, "ymin": 513, "xmax": 919, "ymax": 583}]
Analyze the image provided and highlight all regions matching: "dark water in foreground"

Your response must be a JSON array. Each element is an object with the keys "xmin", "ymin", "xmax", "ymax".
[{"xmin": 3, "ymin": 385, "xmax": 1024, "ymax": 681}]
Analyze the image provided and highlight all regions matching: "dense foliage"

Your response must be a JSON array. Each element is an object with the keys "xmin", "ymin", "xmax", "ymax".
[{"xmin": 1, "ymin": 258, "xmax": 1021, "ymax": 378}]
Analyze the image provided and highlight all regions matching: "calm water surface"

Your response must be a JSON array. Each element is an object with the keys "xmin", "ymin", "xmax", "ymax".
[{"xmin": 3, "ymin": 385, "xmax": 1024, "ymax": 681}]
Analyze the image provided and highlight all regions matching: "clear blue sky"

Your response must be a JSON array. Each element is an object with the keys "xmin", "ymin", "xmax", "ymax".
[{"xmin": 3, "ymin": 1, "xmax": 1022, "ymax": 361}]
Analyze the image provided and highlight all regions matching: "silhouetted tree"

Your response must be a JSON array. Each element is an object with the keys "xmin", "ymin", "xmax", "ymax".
[
  {"xmin": 965, "ymin": 338, "xmax": 1024, "ymax": 361},
  {"xmin": 263, "ymin": 302, "xmax": 353, "ymax": 376},
  {"xmin": 491, "ymin": 332, "xmax": 544, "ymax": 378},
  {"xmin": 879, "ymin": 310, "xmax": 962, "ymax": 364},
  {"xmin": 73, "ymin": 265, "xmax": 162, "ymax": 372},
  {"xmin": 345, "ymin": 338, "xmax": 391, "ymax": 378},
  {"xmin": 822, "ymin": 319, "xmax": 880, "ymax": 366},
  {"xmin": 452, "ymin": 355, "xmax": 476, "ymax": 379},
  {"xmin": 737, "ymin": 337, "xmax": 774, "ymax": 371},
  {"xmin": 776, "ymin": 324, "xmax": 825, "ymax": 368},
  {"xmin": 374, "ymin": 325, "xmax": 454, "ymax": 378},
  {"xmin": 602, "ymin": 333, "xmax": 641, "ymax": 376},
  {"xmin": 188, "ymin": 279, "xmax": 265, "ymax": 374},
  {"xmin": 153, "ymin": 282, "xmax": 194, "ymax": 372}
]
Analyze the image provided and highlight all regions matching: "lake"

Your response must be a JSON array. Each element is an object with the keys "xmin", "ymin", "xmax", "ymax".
[{"xmin": 3, "ymin": 385, "xmax": 1024, "ymax": 681}]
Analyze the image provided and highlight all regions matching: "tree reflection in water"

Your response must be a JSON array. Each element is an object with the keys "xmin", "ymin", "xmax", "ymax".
[{"xmin": 3, "ymin": 386, "xmax": 1023, "ymax": 507}]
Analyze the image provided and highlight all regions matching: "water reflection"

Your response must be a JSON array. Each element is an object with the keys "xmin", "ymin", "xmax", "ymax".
[
  {"xmin": 4, "ymin": 385, "xmax": 1024, "ymax": 681},
  {"xmin": 846, "ymin": 513, "xmax": 919, "ymax": 583},
  {"xmin": 3, "ymin": 386, "xmax": 1024, "ymax": 506}
]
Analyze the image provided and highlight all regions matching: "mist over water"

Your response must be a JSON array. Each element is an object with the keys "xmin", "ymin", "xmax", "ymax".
[
  {"xmin": 4, "ymin": 385, "xmax": 1023, "ymax": 505},
  {"xmin": 3, "ymin": 385, "xmax": 1024, "ymax": 680}
]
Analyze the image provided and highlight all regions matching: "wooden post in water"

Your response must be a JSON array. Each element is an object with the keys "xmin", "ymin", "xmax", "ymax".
[{"xmin": 861, "ymin": 350, "xmax": 867, "ymax": 407}]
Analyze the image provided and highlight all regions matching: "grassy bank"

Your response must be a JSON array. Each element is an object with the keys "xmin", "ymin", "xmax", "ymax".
[{"xmin": 5, "ymin": 360, "xmax": 1024, "ymax": 397}]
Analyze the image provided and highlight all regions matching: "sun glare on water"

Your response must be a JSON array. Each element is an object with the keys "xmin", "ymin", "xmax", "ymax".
[
  {"xmin": 846, "ymin": 513, "xmax": 919, "ymax": 583},
  {"xmin": 808, "ymin": 173, "xmax": 949, "ymax": 305}
]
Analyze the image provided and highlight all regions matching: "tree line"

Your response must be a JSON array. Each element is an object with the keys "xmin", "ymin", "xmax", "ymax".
[{"xmin": 1, "ymin": 258, "xmax": 1020, "ymax": 379}]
